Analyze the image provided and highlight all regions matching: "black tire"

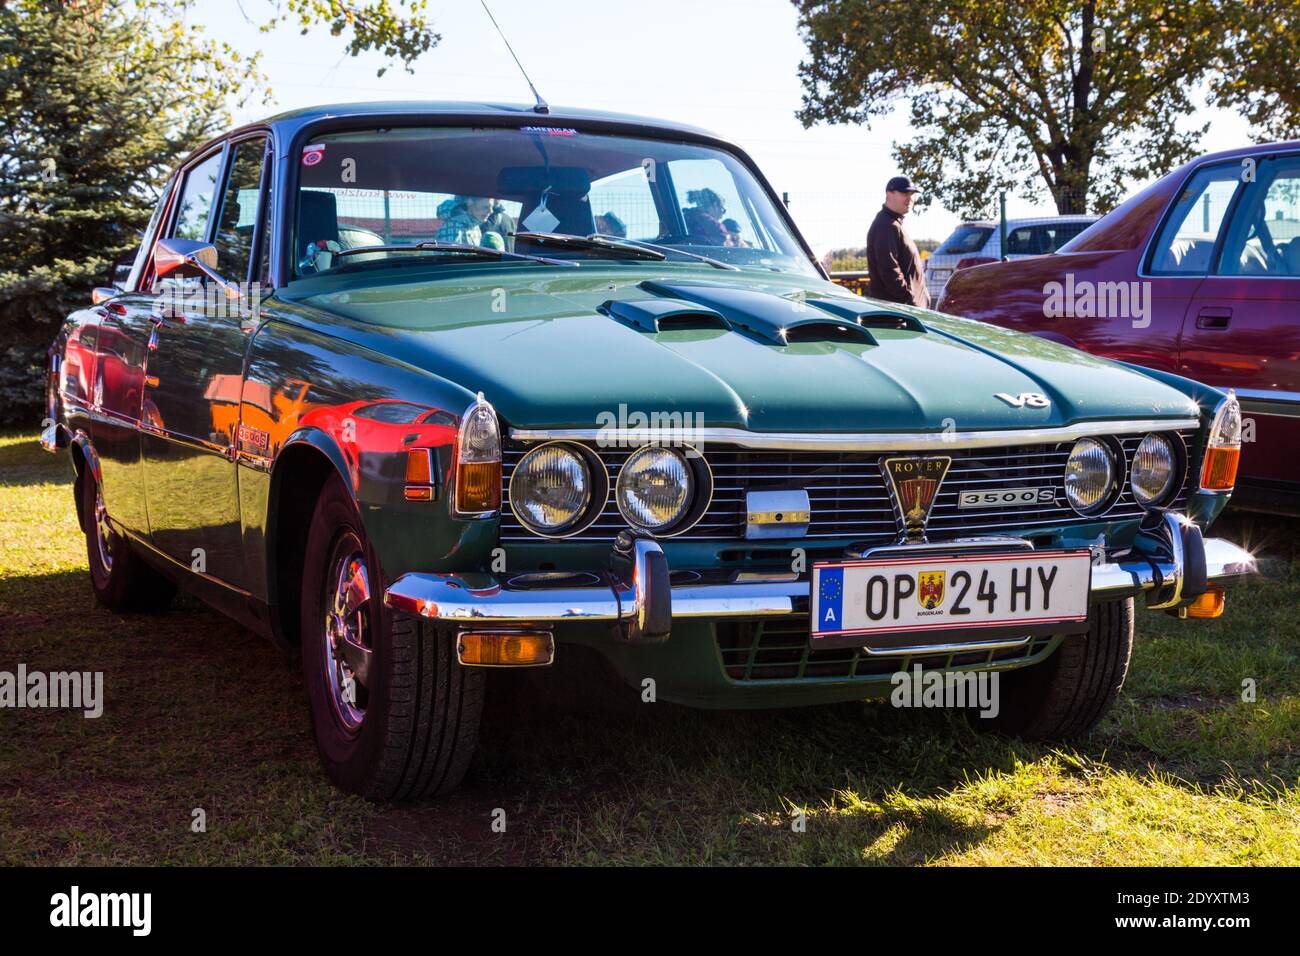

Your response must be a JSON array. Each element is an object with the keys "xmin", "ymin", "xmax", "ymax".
[
  {"xmin": 82, "ymin": 465, "xmax": 177, "ymax": 613},
  {"xmin": 300, "ymin": 473, "xmax": 484, "ymax": 800},
  {"xmin": 979, "ymin": 597, "xmax": 1134, "ymax": 741}
]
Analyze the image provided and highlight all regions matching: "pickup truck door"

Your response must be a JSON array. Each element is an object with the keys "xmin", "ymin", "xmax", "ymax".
[
  {"xmin": 1177, "ymin": 154, "xmax": 1300, "ymax": 493},
  {"xmin": 140, "ymin": 136, "xmax": 269, "ymax": 588}
]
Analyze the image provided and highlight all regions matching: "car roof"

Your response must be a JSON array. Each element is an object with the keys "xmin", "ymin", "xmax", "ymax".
[{"xmin": 236, "ymin": 100, "xmax": 723, "ymax": 142}]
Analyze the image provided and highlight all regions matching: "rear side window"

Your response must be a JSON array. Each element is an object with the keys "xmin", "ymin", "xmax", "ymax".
[
  {"xmin": 936, "ymin": 225, "xmax": 992, "ymax": 255},
  {"xmin": 1147, "ymin": 164, "xmax": 1244, "ymax": 274},
  {"xmin": 170, "ymin": 152, "xmax": 224, "ymax": 242}
]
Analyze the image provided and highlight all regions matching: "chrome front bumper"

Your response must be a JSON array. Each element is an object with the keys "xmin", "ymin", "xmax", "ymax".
[{"xmin": 385, "ymin": 514, "xmax": 1256, "ymax": 644}]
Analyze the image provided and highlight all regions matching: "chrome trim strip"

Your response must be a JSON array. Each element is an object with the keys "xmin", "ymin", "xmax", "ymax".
[
  {"xmin": 1236, "ymin": 387, "xmax": 1300, "ymax": 419},
  {"xmin": 509, "ymin": 418, "xmax": 1202, "ymax": 452}
]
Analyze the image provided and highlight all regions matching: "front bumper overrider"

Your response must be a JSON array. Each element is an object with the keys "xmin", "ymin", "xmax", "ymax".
[{"xmin": 384, "ymin": 513, "xmax": 1257, "ymax": 646}]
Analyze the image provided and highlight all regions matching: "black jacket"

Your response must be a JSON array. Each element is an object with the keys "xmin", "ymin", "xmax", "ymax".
[{"xmin": 866, "ymin": 206, "xmax": 929, "ymax": 308}]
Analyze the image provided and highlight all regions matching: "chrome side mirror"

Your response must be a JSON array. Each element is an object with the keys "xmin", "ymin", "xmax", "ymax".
[
  {"xmin": 154, "ymin": 238, "xmax": 241, "ymax": 301},
  {"xmin": 91, "ymin": 288, "xmax": 116, "ymax": 305}
]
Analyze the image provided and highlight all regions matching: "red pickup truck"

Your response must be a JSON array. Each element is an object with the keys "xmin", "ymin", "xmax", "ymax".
[{"xmin": 941, "ymin": 142, "xmax": 1300, "ymax": 515}]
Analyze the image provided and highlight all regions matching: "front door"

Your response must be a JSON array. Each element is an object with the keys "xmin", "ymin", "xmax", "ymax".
[
  {"xmin": 1177, "ymin": 154, "xmax": 1300, "ymax": 495},
  {"xmin": 141, "ymin": 136, "xmax": 269, "ymax": 588}
]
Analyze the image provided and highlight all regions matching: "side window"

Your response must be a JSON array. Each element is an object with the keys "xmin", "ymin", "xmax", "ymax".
[
  {"xmin": 587, "ymin": 167, "xmax": 659, "ymax": 240},
  {"xmin": 1147, "ymin": 164, "xmax": 1244, "ymax": 275},
  {"xmin": 213, "ymin": 137, "xmax": 268, "ymax": 280},
  {"xmin": 1217, "ymin": 155, "xmax": 1300, "ymax": 277},
  {"xmin": 170, "ymin": 151, "xmax": 224, "ymax": 242}
]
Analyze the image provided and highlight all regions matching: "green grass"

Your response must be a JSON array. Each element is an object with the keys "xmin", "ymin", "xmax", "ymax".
[{"xmin": 1, "ymin": 429, "xmax": 1297, "ymax": 865}]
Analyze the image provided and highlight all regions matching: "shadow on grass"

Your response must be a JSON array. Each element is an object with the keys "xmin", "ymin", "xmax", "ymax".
[{"xmin": 2, "ymin": 512, "xmax": 1296, "ymax": 863}]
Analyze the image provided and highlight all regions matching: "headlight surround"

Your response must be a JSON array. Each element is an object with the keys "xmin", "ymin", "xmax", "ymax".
[
  {"xmin": 1131, "ymin": 433, "xmax": 1177, "ymax": 506},
  {"xmin": 1064, "ymin": 437, "xmax": 1116, "ymax": 514},
  {"xmin": 509, "ymin": 443, "xmax": 593, "ymax": 534},
  {"xmin": 616, "ymin": 446, "xmax": 693, "ymax": 532}
]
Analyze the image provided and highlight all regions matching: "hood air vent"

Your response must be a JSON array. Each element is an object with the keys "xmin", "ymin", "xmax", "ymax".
[
  {"xmin": 804, "ymin": 297, "xmax": 926, "ymax": 332},
  {"xmin": 600, "ymin": 298, "xmax": 730, "ymax": 333},
  {"xmin": 637, "ymin": 281, "xmax": 879, "ymax": 346}
]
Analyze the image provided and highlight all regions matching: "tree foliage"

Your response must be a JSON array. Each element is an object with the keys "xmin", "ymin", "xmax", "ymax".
[
  {"xmin": 793, "ymin": 0, "xmax": 1300, "ymax": 218},
  {"xmin": 0, "ymin": 0, "xmax": 439, "ymax": 424}
]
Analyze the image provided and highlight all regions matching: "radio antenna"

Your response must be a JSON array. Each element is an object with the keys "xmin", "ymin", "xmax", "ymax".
[{"xmin": 480, "ymin": 1, "xmax": 549, "ymax": 114}]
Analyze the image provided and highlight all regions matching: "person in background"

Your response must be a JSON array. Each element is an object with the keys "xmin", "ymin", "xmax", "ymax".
[
  {"xmin": 482, "ymin": 199, "xmax": 515, "ymax": 250},
  {"xmin": 866, "ymin": 176, "xmax": 929, "ymax": 308},
  {"xmin": 436, "ymin": 195, "xmax": 494, "ymax": 246},
  {"xmin": 682, "ymin": 187, "xmax": 727, "ymax": 244},
  {"xmin": 595, "ymin": 211, "xmax": 627, "ymax": 238},
  {"xmin": 721, "ymin": 218, "xmax": 749, "ymax": 247}
]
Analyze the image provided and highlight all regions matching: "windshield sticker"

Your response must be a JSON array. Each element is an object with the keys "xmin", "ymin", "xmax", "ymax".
[
  {"xmin": 301, "ymin": 143, "xmax": 326, "ymax": 166},
  {"xmin": 519, "ymin": 127, "xmax": 577, "ymax": 136}
]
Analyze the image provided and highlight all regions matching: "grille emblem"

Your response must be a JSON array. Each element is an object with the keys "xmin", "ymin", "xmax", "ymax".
[{"xmin": 882, "ymin": 455, "xmax": 951, "ymax": 542}]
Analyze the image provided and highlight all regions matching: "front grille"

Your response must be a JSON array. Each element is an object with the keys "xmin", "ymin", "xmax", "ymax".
[
  {"xmin": 500, "ymin": 429, "xmax": 1196, "ymax": 543},
  {"xmin": 716, "ymin": 618, "xmax": 1060, "ymax": 682}
]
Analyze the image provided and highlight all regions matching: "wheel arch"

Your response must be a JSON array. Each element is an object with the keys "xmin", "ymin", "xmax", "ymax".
[{"xmin": 266, "ymin": 428, "xmax": 358, "ymax": 647}]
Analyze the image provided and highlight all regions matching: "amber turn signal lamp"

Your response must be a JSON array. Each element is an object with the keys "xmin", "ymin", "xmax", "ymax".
[
  {"xmin": 404, "ymin": 448, "xmax": 434, "ymax": 501},
  {"xmin": 454, "ymin": 394, "xmax": 501, "ymax": 515},
  {"xmin": 1200, "ymin": 392, "xmax": 1242, "ymax": 492},
  {"xmin": 1184, "ymin": 586, "xmax": 1226, "ymax": 619},
  {"xmin": 1200, "ymin": 445, "xmax": 1240, "ymax": 492},
  {"xmin": 457, "ymin": 631, "xmax": 554, "ymax": 667},
  {"xmin": 455, "ymin": 460, "xmax": 501, "ymax": 512}
]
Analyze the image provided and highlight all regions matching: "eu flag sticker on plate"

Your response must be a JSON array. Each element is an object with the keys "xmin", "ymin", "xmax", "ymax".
[{"xmin": 817, "ymin": 566, "xmax": 844, "ymax": 631}]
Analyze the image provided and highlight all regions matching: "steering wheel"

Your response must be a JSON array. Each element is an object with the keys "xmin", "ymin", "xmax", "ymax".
[{"xmin": 1246, "ymin": 205, "xmax": 1286, "ymax": 272}]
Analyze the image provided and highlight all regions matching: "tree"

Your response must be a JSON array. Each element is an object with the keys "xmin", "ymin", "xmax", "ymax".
[
  {"xmin": 0, "ymin": 0, "xmax": 438, "ymax": 425},
  {"xmin": 793, "ymin": 0, "xmax": 1300, "ymax": 219}
]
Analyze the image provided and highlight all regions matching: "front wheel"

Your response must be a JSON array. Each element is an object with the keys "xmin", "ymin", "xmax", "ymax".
[
  {"xmin": 978, "ymin": 597, "xmax": 1134, "ymax": 741},
  {"xmin": 300, "ymin": 474, "xmax": 484, "ymax": 800}
]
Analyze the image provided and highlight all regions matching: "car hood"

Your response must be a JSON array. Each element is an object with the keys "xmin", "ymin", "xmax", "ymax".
[{"xmin": 284, "ymin": 266, "xmax": 1201, "ymax": 432}]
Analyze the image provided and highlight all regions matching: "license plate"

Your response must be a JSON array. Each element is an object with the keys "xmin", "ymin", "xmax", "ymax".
[
  {"xmin": 928, "ymin": 269, "xmax": 952, "ymax": 281},
  {"xmin": 811, "ymin": 550, "xmax": 1091, "ymax": 646}
]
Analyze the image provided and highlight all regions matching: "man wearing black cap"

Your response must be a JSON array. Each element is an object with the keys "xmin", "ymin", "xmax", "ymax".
[{"xmin": 866, "ymin": 176, "xmax": 929, "ymax": 308}]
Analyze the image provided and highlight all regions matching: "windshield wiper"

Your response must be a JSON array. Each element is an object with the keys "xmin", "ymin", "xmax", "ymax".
[
  {"xmin": 599, "ymin": 236, "xmax": 740, "ymax": 271},
  {"xmin": 513, "ymin": 231, "xmax": 739, "ymax": 271},
  {"xmin": 511, "ymin": 231, "xmax": 666, "ymax": 261},
  {"xmin": 333, "ymin": 241, "xmax": 578, "ymax": 267}
]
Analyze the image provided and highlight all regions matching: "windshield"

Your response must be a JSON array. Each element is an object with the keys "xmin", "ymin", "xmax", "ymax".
[{"xmin": 291, "ymin": 126, "xmax": 817, "ymax": 277}]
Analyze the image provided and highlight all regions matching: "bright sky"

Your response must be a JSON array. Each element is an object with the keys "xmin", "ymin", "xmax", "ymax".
[{"xmin": 203, "ymin": 0, "xmax": 1253, "ymax": 254}]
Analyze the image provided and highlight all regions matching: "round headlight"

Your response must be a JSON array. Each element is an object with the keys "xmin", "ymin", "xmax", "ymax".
[
  {"xmin": 1131, "ymin": 433, "xmax": 1177, "ymax": 506},
  {"xmin": 617, "ymin": 447, "xmax": 692, "ymax": 531},
  {"xmin": 1064, "ymin": 437, "xmax": 1115, "ymax": 514},
  {"xmin": 509, "ymin": 444, "xmax": 591, "ymax": 534}
]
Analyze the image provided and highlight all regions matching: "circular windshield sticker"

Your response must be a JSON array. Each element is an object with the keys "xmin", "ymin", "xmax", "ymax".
[{"xmin": 301, "ymin": 144, "xmax": 325, "ymax": 166}]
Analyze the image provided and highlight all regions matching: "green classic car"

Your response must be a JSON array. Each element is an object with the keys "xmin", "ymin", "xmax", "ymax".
[{"xmin": 44, "ymin": 102, "xmax": 1255, "ymax": 800}]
